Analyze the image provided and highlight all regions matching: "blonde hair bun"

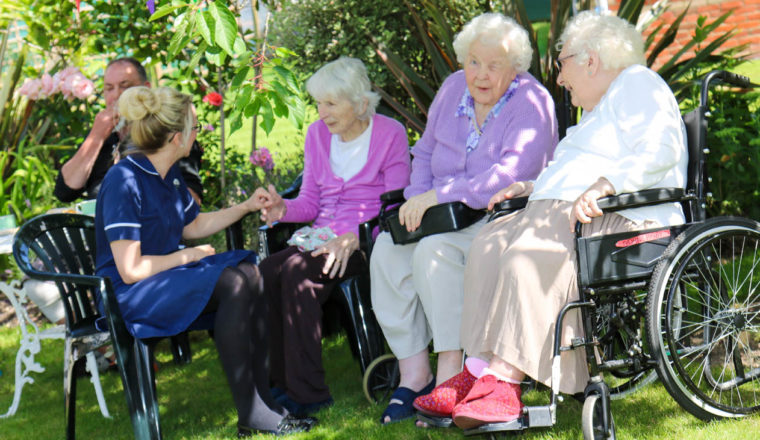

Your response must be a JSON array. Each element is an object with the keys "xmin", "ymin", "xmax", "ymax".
[{"xmin": 118, "ymin": 86, "xmax": 162, "ymax": 121}]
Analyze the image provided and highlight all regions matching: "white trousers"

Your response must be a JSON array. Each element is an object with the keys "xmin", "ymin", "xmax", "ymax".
[{"xmin": 370, "ymin": 219, "xmax": 485, "ymax": 359}]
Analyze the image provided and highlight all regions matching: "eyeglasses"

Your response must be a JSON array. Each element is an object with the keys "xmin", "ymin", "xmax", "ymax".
[
  {"xmin": 554, "ymin": 53, "xmax": 578, "ymax": 73},
  {"xmin": 191, "ymin": 122, "xmax": 203, "ymax": 131}
]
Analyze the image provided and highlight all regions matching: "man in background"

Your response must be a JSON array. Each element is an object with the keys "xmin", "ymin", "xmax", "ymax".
[{"xmin": 54, "ymin": 57, "xmax": 203, "ymax": 205}]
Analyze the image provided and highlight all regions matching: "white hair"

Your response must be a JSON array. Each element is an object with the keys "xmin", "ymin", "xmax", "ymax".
[
  {"xmin": 305, "ymin": 57, "xmax": 380, "ymax": 121},
  {"xmin": 557, "ymin": 11, "xmax": 645, "ymax": 70},
  {"xmin": 452, "ymin": 12, "xmax": 533, "ymax": 73}
]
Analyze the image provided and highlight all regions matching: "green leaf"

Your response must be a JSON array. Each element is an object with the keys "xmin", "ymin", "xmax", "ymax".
[
  {"xmin": 231, "ymin": 66, "xmax": 251, "ymax": 88},
  {"xmin": 233, "ymin": 36, "xmax": 247, "ymax": 54},
  {"xmin": 186, "ymin": 41, "xmax": 208, "ymax": 71},
  {"xmin": 196, "ymin": 11, "xmax": 214, "ymax": 46},
  {"xmin": 208, "ymin": 2, "xmax": 238, "ymax": 56},
  {"xmin": 235, "ymin": 84, "xmax": 255, "ymax": 113},
  {"xmin": 244, "ymin": 94, "xmax": 263, "ymax": 118},
  {"xmin": 268, "ymin": 89, "xmax": 289, "ymax": 118},
  {"xmin": 149, "ymin": 3, "xmax": 188, "ymax": 21},
  {"xmin": 258, "ymin": 101, "xmax": 275, "ymax": 135}
]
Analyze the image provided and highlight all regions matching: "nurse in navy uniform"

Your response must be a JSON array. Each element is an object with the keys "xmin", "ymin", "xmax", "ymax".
[{"xmin": 94, "ymin": 86, "xmax": 317, "ymax": 437}]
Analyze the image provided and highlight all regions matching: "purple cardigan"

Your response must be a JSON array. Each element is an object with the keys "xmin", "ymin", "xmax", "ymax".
[
  {"xmin": 281, "ymin": 114, "xmax": 411, "ymax": 236},
  {"xmin": 404, "ymin": 70, "xmax": 558, "ymax": 209}
]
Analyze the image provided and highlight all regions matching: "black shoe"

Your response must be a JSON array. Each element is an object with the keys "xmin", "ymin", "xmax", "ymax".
[
  {"xmin": 237, "ymin": 414, "xmax": 319, "ymax": 437},
  {"xmin": 278, "ymin": 395, "xmax": 334, "ymax": 417}
]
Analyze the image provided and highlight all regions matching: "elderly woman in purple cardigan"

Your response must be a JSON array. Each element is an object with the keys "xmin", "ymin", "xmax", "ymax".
[
  {"xmin": 255, "ymin": 57, "xmax": 411, "ymax": 417},
  {"xmin": 369, "ymin": 13, "xmax": 558, "ymax": 424}
]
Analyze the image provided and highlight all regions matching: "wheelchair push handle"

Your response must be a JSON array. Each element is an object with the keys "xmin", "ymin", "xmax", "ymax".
[{"xmin": 701, "ymin": 70, "xmax": 758, "ymax": 106}]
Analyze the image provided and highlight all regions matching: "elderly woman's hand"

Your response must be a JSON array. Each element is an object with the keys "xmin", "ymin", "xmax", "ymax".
[
  {"xmin": 571, "ymin": 177, "xmax": 616, "ymax": 227},
  {"xmin": 398, "ymin": 189, "xmax": 438, "ymax": 232},
  {"xmin": 311, "ymin": 232, "xmax": 359, "ymax": 279},
  {"xmin": 259, "ymin": 184, "xmax": 287, "ymax": 227},
  {"xmin": 487, "ymin": 181, "xmax": 534, "ymax": 211}
]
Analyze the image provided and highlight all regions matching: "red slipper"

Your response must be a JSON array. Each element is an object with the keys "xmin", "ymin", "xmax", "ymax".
[
  {"xmin": 413, "ymin": 365, "xmax": 477, "ymax": 417},
  {"xmin": 451, "ymin": 375, "xmax": 523, "ymax": 429}
]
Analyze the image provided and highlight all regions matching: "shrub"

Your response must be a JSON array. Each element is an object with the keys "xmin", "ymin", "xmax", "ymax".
[{"xmin": 702, "ymin": 90, "xmax": 760, "ymax": 219}]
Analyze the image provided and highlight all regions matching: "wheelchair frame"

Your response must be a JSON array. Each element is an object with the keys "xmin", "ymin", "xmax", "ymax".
[{"xmin": 464, "ymin": 70, "xmax": 760, "ymax": 439}]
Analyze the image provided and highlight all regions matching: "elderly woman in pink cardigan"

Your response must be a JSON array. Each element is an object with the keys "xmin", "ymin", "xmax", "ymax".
[
  {"xmin": 256, "ymin": 57, "xmax": 411, "ymax": 417},
  {"xmin": 369, "ymin": 13, "xmax": 558, "ymax": 424}
]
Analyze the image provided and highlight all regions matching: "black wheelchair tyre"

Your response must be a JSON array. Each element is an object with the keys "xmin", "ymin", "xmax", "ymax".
[
  {"xmin": 362, "ymin": 353, "xmax": 400, "ymax": 404},
  {"xmin": 582, "ymin": 393, "xmax": 616, "ymax": 440},
  {"xmin": 647, "ymin": 217, "xmax": 760, "ymax": 420}
]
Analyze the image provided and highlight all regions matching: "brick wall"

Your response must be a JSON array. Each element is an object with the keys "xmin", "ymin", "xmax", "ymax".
[{"xmin": 607, "ymin": 0, "xmax": 760, "ymax": 67}]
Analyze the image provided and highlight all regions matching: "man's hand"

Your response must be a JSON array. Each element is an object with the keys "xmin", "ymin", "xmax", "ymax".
[
  {"xmin": 91, "ymin": 106, "xmax": 119, "ymax": 140},
  {"xmin": 398, "ymin": 189, "xmax": 438, "ymax": 232},
  {"xmin": 487, "ymin": 181, "xmax": 534, "ymax": 211},
  {"xmin": 259, "ymin": 184, "xmax": 286, "ymax": 227},
  {"xmin": 311, "ymin": 232, "xmax": 359, "ymax": 279},
  {"xmin": 571, "ymin": 177, "xmax": 616, "ymax": 228}
]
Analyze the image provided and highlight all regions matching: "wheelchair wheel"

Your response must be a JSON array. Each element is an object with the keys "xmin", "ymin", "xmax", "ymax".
[
  {"xmin": 582, "ymin": 393, "xmax": 616, "ymax": 440},
  {"xmin": 362, "ymin": 353, "xmax": 400, "ymax": 404},
  {"xmin": 593, "ymin": 291, "xmax": 657, "ymax": 399},
  {"xmin": 647, "ymin": 217, "xmax": 760, "ymax": 420}
]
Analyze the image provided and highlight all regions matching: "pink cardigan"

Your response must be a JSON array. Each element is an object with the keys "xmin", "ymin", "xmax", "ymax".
[{"xmin": 281, "ymin": 114, "xmax": 411, "ymax": 236}]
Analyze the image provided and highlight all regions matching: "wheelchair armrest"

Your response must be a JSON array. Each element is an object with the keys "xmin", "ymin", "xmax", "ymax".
[
  {"xmin": 357, "ymin": 216, "xmax": 380, "ymax": 257},
  {"xmin": 384, "ymin": 202, "xmax": 485, "ymax": 245},
  {"xmin": 488, "ymin": 196, "xmax": 529, "ymax": 222},
  {"xmin": 380, "ymin": 189, "xmax": 405, "ymax": 203},
  {"xmin": 597, "ymin": 188, "xmax": 687, "ymax": 212}
]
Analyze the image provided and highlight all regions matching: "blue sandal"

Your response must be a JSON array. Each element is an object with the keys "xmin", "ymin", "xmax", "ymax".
[{"xmin": 380, "ymin": 379, "xmax": 435, "ymax": 424}]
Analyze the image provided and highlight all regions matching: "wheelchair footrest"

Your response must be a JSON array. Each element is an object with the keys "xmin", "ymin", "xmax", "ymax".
[{"xmin": 462, "ymin": 406, "xmax": 553, "ymax": 436}]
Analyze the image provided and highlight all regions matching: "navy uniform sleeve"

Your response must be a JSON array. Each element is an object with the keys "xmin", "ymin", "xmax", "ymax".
[{"xmin": 100, "ymin": 164, "xmax": 143, "ymax": 243}]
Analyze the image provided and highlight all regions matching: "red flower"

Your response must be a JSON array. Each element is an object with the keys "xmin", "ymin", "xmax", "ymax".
[{"xmin": 203, "ymin": 92, "xmax": 223, "ymax": 107}]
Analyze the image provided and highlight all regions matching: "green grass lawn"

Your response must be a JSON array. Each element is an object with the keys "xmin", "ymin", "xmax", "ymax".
[{"xmin": 1, "ymin": 323, "xmax": 760, "ymax": 439}]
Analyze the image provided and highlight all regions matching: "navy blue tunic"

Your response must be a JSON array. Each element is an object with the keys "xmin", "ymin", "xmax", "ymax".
[{"xmin": 95, "ymin": 154, "xmax": 256, "ymax": 339}]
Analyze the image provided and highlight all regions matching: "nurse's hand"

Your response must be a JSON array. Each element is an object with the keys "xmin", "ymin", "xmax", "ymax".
[
  {"xmin": 312, "ymin": 232, "xmax": 359, "ymax": 279},
  {"xmin": 184, "ymin": 244, "xmax": 216, "ymax": 263},
  {"xmin": 260, "ymin": 184, "xmax": 287, "ymax": 227},
  {"xmin": 242, "ymin": 187, "xmax": 272, "ymax": 212},
  {"xmin": 487, "ymin": 181, "xmax": 534, "ymax": 211},
  {"xmin": 399, "ymin": 189, "xmax": 437, "ymax": 232},
  {"xmin": 571, "ymin": 177, "xmax": 615, "ymax": 229}
]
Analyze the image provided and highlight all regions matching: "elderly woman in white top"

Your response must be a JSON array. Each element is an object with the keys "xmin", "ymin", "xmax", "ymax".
[{"xmin": 440, "ymin": 12, "xmax": 688, "ymax": 429}]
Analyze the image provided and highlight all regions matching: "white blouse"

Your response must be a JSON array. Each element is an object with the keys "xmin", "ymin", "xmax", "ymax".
[
  {"xmin": 329, "ymin": 119, "xmax": 373, "ymax": 181},
  {"xmin": 530, "ymin": 65, "xmax": 688, "ymax": 226}
]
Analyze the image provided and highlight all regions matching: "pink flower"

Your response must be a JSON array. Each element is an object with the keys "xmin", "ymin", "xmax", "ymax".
[
  {"xmin": 39, "ymin": 73, "xmax": 57, "ymax": 98},
  {"xmin": 203, "ymin": 92, "xmax": 223, "ymax": 107},
  {"xmin": 72, "ymin": 77, "xmax": 95, "ymax": 100},
  {"xmin": 204, "ymin": 124, "xmax": 214, "ymax": 131},
  {"xmin": 249, "ymin": 147, "xmax": 274, "ymax": 172},
  {"xmin": 17, "ymin": 78, "xmax": 41, "ymax": 100}
]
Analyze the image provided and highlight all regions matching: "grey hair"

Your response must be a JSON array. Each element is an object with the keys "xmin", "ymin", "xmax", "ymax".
[
  {"xmin": 557, "ymin": 11, "xmax": 645, "ymax": 70},
  {"xmin": 305, "ymin": 57, "xmax": 380, "ymax": 121},
  {"xmin": 452, "ymin": 12, "xmax": 532, "ymax": 73}
]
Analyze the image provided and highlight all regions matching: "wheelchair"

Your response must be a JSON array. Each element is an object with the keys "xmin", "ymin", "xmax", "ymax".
[{"xmin": 455, "ymin": 70, "xmax": 760, "ymax": 439}]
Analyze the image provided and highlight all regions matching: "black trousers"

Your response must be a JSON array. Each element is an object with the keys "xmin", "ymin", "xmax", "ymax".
[{"xmin": 260, "ymin": 246, "xmax": 363, "ymax": 404}]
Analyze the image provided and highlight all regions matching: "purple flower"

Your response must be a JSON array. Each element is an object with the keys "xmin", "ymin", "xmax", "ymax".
[
  {"xmin": 249, "ymin": 147, "xmax": 275, "ymax": 172},
  {"xmin": 146, "ymin": 0, "xmax": 155, "ymax": 15}
]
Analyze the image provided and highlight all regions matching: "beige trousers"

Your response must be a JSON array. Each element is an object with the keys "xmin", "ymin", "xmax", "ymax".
[
  {"xmin": 461, "ymin": 200, "xmax": 653, "ymax": 394},
  {"xmin": 370, "ymin": 219, "xmax": 486, "ymax": 359}
]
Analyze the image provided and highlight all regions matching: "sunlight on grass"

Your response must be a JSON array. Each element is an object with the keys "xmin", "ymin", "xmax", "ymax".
[{"xmin": 1, "ymin": 324, "xmax": 760, "ymax": 439}]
